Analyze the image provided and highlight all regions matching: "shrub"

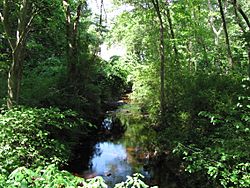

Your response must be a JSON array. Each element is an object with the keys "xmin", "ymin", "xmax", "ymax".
[
  {"xmin": 0, "ymin": 106, "xmax": 91, "ymax": 175},
  {"xmin": 174, "ymin": 78, "xmax": 250, "ymax": 187},
  {"xmin": 2, "ymin": 165, "xmax": 156, "ymax": 188}
]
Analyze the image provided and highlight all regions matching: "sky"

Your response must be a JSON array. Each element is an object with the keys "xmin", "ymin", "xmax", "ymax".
[{"xmin": 87, "ymin": 0, "xmax": 128, "ymax": 61}]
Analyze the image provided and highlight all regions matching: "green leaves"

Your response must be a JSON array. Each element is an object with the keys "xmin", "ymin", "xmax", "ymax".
[
  {"xmin": 85, "ymin": 177, "xmax": 108, "ymax": 188},
  {"xmin": 114, "ymin": 173, "xmax": 156, "ymax": 188},
  {"xmin": 199, "ymin": 111, "xmax": 223, "ymax": 125},
  {"xmin": 3, "ymin": 165, "xmax": 154, "ymax": 188},
  {"xmin": 0, "ymin": 106, "xmax": 92, "ymax": 176},
  {"xmin": 5, "ymin": 165, "xmax": 81, "ymax": 188}
]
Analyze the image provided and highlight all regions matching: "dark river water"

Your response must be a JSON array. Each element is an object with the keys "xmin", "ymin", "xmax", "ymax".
[
  {"xmin": 70, "ymin": 114, "xmax": 152, "ymax": 187},
  {"xmin": 68, "ymin": 104, "xmax": 181, "ymax": 188}
]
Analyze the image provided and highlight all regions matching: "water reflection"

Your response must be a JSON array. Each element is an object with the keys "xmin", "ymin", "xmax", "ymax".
[
  {"xmin": 86, "ymin": 141, "xmax": 149, "ymax": 186},
  {"xmin": 102, "ymin": 117, "xmax": 113, "ymax": 130},
  {"xmin": 68, "ymin": 103, "xmax": 181, "ymax": 187}
]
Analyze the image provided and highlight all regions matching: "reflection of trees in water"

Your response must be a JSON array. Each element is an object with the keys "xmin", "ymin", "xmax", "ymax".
[
  {"xmin": 102, "ymin": 117, "xmax": 113, "ymax": 130},
  {"xmin": 68, "ymin": 103, "xmax": 181, "ymax": 186},
  {"xmin": 108, "ymin": 163, "xmax": 118, "ymax": 174},
  {"xmin": 93, "ymin": 143, "xmax": 103, "ymax": 157},
  {"xmin": 148, "ymin": 158, "xmax": 182, "ymax": 188},
  {"xmin": 105, "ymin": 161, "xmax": 133, "ymax": 187},
  {"xmin": 65, "ymin": 141, "xmax": 96, "ymax": 174},
  {"xmin": 116, "ymin": 105, "xmax": 182, "ymax": 187},
  {"xmin": 88, "ymin": 143, "xmax": 103, "ymax": 170}
]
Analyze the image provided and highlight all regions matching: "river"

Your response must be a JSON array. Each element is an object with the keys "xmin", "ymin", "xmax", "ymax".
[{"xmin": 67, "ymin": 99, "xmax": 181, "ymax": 187}]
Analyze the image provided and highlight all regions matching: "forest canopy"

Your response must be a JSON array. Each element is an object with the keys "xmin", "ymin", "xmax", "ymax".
[{"xmin": 0, "ymin": 0, "xmax": 249, "ymax": 187}]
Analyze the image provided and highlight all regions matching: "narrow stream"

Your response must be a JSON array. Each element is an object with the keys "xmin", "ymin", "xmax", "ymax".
[
  {"xmin": 73, "ymin": 114, "xmax": 151, "ymax": 187},
  {"xmin": 68, "ymin": 99, "xmax": 181, "ymax": 187}
]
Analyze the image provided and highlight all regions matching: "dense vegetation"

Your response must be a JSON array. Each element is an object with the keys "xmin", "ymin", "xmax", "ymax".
[
  {"xmin": 0, "ymin": 0, "xmax": 249, "ymax": 187},
  {"xmin": 110, "ymin": 0, "xmax": 249, "ymax": 187}
]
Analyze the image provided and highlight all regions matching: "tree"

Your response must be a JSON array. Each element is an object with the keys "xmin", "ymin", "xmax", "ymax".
[
  {"xmin": 62, "ymin": 0, "xmax": 85, "ymax": 82},
  {"xmin": 151, "ymin": 0, "xmax": 166, "ymax": 124},
  {"xmin": 218, "ymin": 0, "xmax": 234, "ymax": 68},
  {"xmin": 229, "ymin": 0, "xmax": 250, "ymax": 76},
  {"xmin": 208, "ymin": 0, "xmax": 224, "ymax": 46},
  {"xmin": 165, "ymin": 1, "xmax": 178, "ymax": 63},
  {"xmin": 0, "ymin": 0, "xmax": 39, "ymax": 108}
]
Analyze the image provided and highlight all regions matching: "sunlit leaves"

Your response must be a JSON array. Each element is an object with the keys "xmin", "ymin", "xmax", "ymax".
[
  {"xmin": 0, "ymin": 106, "xmax": 92, "ymax": 176},
  {"xmin": 1, "ymin": 165, "xmax": 154, "ymax": 188}
]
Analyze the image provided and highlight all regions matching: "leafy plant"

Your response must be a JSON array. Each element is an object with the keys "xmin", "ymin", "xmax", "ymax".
[
  {"xmin": 174, "ymin": 78, "xmax": 250, "ymax": 187},
  {"xmin": 0, "ymin": 106, "xmax": 92, "ymax": 175},
  {"xmin": 115, "ymin": 173, "xmax": 157, "ymax": 188},
  {"xmin": 2, "ymin": 165, "xmax": 155, "ymax": 188}
]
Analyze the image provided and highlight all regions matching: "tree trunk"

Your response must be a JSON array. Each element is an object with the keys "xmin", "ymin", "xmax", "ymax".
[
  {"xmin": 7, "ymin": 49, "xmax": 23, "ymax": 108},
  {"xmin": 230, "ymin": 0, "xmax": 250, "ymax": 28},
  {"xmin": 1, "ymin": 0, "xmax": 34, "ymax": 108},
  {"xmin": 218, "ymin": 0, "xmax": 234, "ymax": 68},
  {"xmin": 63, "ymin": 0, "xmax": 82, "ymax": 82},
  {"xmin": 230, "ymin": 0, "xmax": 250, "ymax": 77},
  {"xmin": 152, "ymin": 0, "xmax": 166, "ymax": 124},
  {"xmin": 165, "ymin": 5, "xmax": 178, "ymax": 63}
]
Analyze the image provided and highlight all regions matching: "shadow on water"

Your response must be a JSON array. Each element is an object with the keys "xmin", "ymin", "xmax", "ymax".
[{"xmin": 66, "ymin": 98, "xmax": 183, "ymax": 187}]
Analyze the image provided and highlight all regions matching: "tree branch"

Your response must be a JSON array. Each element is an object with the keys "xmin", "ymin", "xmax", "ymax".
[
  {"xmin": 2, "ymin": 0, "xmax": 15, "ymax": 50},
  {"xmin": 74, "ymin": 3, "xmax": 82, "ymax": 32},
  {"xmin": 229, "ymin": 0, "xmax": 250, "ymax": 29},
  {"xmin": 208, "ymin": 0, "xmax": 224, "ymax": 37}
]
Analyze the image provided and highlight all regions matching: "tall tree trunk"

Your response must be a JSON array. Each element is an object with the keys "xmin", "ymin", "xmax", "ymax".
[
  {"xmin": 99, "ymin": 0, "xmax": 104, "ymax": 27},
  {"xmin": 152, "ymin": 0, "xmax": 166, "ymax": 124},
  {"xmin": 63, "ymin": 0, "xmax": 82, "ymax": 82},
  {"xmin": 218, "ymin": 0, "xmax": 234, "ymax": 68},
  {"xmin": 230, "ymin": 0, "xmax": 250, "ymax": 28},
  {"xmin": 7, "ymin": 48, "xmax": 24, "ymax": 108},
  {"xmin": 165, "ymin": 4, "xmax": 178, "ymax": 63},
  {"xmin": 65, "ymin": 0, "xmax": 74, "ymax": 81},
  {"xmin": 230, "ymin": 0, "xmax": 250, "ymax": 77},
  {"xmin": 1, "ymin": 0, "xmax": 34, "ymax": 108}
]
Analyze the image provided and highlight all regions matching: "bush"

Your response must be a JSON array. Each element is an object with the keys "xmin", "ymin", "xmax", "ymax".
[
  {"xmin": 174, "ymin": 78, "xmax": 250, "ymax": 187},
  {"xmin": 1, "ymin": 165, "xmax": 156, "ymax": 188},
  {"xmin": 0, "ymin": 106, "xmax": 92, "ymax": 175}
]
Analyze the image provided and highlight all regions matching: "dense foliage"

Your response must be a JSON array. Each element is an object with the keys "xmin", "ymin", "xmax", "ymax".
[
  {"xmin": 0, "ymin": 107, "xmax": 91, "ymax": 175},
  {"xmin": 111, "ymin": 0, "xmax": 250, "ymax": 187},
  {"xmin": 0, "ymin": 165, "xmax": 154, "ymax": 188},
  {"xmin": 0, "ymin": 0, "xmax": 249, "ymax": 187}
]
